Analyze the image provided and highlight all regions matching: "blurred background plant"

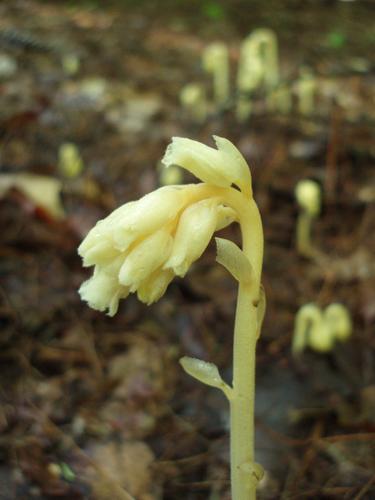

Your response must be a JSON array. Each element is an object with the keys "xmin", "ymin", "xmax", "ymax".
[{"xmin": 292, "ymin": 302, "xmax": 352, "ymax": 355}]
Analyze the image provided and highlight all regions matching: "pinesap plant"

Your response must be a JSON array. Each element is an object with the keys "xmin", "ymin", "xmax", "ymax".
[{"xmin": 78, "ymin": 137, "xmax": 265, "ymax": 499}]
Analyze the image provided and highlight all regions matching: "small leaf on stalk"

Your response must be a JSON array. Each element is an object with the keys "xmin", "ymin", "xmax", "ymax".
[
  {"xmin": 180, "ymin": 356, "xmax": 232, "ymax": 398},
  {"xmin": 215, "ymin": 237, "xmax": 253, "ymax": 284}
]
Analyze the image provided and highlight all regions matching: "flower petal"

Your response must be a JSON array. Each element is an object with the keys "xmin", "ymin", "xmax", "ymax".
[
  {"xmin": 78, "ymin": 201, "xmax": 135, "ymax": 251},
  {"xmin": 162, "ymin": 136, "xmax": 252, "ymax": 196},
  {"xmin": 79, "ymin": 185, "xmax": 191, "ymax": 260},
  {"xmin": 213, "ymin": 136, "xmax": 252, "ymax": 197},
  {"xmin": 162, "ymin": 137, "xmax": 229, "ymax": 187},
  {"xmin": 81, "ymin": 239, "xmax": 120, "ymax": 267},
  {"xmin": 111, "ymin": 186, "xmax": 188, "ymax": 250},
  {"xmin": 164, "ymin": 199, "xmax": 218, "ymax": 277},
  {"xmin": 79, "ymin": 270, "xmax": 129, "ymax": 316},
  {"xmin": 119, "ymin": 228, "xmax": 173, "ymax": 290},
  {"xmin": 137, "ymin": 268, "xmax": 174, "ymax": 305},
  {"xmin": 215, "ymin": 205, "xmax": 237, "ymax": 231}
]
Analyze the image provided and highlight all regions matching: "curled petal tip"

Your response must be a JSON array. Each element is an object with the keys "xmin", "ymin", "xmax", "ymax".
[
  {"xmin": 137, "ymin": 269, "xmax": 174, "ymax": 305},
  {"xmin": 212, "ymin": 136, "xmax": 252, "ymax": 197},
  {"xmin": 162, "ymin": 136, "xmax": 253, "ymax": 196},
  {"xmin": 79, "ymin": 272, "xmax": 129, "ymax": 316}
]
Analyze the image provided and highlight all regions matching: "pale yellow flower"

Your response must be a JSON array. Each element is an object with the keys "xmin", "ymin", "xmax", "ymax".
[
  {"xmin": 77, "ymin": 135, "xmax": 266, "ymax": 500},
  {"xmin": 78, "ymin": 137, "xmax": 249, "ymax": 315},
  {"xmin": 79, "ymin": 185, "xmax": 190, "ymax": 261}
]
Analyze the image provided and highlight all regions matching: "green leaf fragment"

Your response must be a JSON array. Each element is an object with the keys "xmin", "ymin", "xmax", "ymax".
[{"xmin": 60, "ymin": 462, "xmax": 75, "ymax": 482}]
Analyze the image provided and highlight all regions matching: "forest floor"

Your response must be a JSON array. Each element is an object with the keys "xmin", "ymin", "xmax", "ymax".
[{"xmin": 0, "ymin": 0, "xmax": 374, "ymax": 498}]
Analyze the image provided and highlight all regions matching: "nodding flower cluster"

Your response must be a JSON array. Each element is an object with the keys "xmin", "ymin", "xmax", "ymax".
[{"xmin": 78, "ymin": 136, "xmax": 253, "ymax": 315}]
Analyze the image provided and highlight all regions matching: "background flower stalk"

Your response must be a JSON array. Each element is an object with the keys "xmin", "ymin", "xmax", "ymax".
[
  {"xmin": 78, "ymin": 136, "xmax": 264, "ymax": 500},
  {"xmin": 236, "ymin": 28, "xmax": 279, "ymax": 121},
  {"xmin": 295, "ymin": 179, "xmax": 321, "ymax": 258},
  {"xmin": 179, "ymin": 83, "xmax": 207, "ymax": 123},
  {"xmin": 202, "ymin": 42, "xmax": 230, "ymax": 108}
]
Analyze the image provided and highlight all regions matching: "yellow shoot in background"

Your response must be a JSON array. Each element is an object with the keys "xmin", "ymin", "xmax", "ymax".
[
  {"xmin": 202, "ymin": 43, "xmax": 230, "ymax": 108},
  {"xmin": 236, "ymin": 29, "xmax": 279, "ymax": 121},
  {"xmin": 180, "ymin": 83, "xmax": 207, "ymax": 123},
  {"xmin": 78, "ymin": 137, "xmax": 265, "ymax": 500},
  {"xmin": 292, "ymin": 303, "xmax": 352, "ymax": 355},
  {"xmin": 295, "ymin": 179, "xmax": 321, "ymax": 258},
  {"xmin": 296, "ymin": 67, "xmax": 317, "ymax": 116},
  {"xmin": 58, "ymin": 142, "xmax": 84, "ymax": 178}
]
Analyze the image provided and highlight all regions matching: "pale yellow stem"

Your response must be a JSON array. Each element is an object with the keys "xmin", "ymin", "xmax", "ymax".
[
  {"xmin": 231, "ymin": 282, "xmax": 258, "ymax": 500},
  {"xmin": 230, "ymin": 195, "xmax": 263, "ymax": 500},
  {"xmin": 296, "ymin": 211, "xmax": 313, "ymax": 257},
  {"xmin": 215, "ymin": 186, "xmax": 263, "ymax": 499},
  {"xmin": 179, "ymin": 183, "xmax": 264, "ymax": 499}
]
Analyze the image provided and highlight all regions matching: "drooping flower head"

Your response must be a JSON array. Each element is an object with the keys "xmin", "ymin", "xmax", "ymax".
[{"xmin": 78, "ymin": 136, "xmax": 253, "ymax": 315}]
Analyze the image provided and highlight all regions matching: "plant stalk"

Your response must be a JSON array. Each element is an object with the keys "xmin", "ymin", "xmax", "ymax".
[
  {"xmin": 230, "ymin": 282, "xmax": 258, "ymax": 500},
  {"xmin": 229, "ymin": 192, "xmax": 263, "ymax": 500},
  {"xmin": 183, "ymin": 184, "xmax": 264, "ymax": 499},
  {"xmin": 296, "ymin": 212, "xmax": 313, "ymax": 257}
]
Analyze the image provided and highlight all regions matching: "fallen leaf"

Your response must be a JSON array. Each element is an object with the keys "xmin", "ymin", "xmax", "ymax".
[{"xmin": 0, "ymin": 173, "xmax": 64, "ymax": 218}]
